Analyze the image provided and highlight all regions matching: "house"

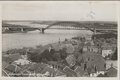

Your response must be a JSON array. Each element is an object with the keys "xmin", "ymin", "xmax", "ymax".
[
  {"xmin": 21, "ymin": 54, "xmax": 28, "ymax": 60},
  {"xmin": 105, "ymin": 67, "xmax": 117, "ymax": 77},
  {"xmin": 105, "ymin": 60, "xmax": 117, "ymax": 70},
  {"xmin": 47, "ymin": 61, "xmax": 63, "ymax": 69},
  {"xmin": 101, "ymin": 43, "xmax": 116, "ymax": 58},
  {"xmin": 89, "ymin": 45, "xmax": 99, "ymax": 53},
  {"xmin": 40, "ymin": 66, "xmax": 56, "ymax": 77},
  {"xmin": 86, "ymin": 36, "xmax": 92, "ymax": 41},
  {"xmin": 76, "ymin": 52, "xmax": 106, "ymax": 77},
  {"xmin": 55, "ymin": 70, "xmax": 66, "ymax": 77},
  {"xmin": 102, "ymin": 43, "xmax": 116, "ymax": 52},
  {"xmin": 102, "ymin": 49, "xmax": 113, "ymax": 58},
  {"xmin": 20, "ymin": 69, "xmax": 31, "ymax": 77},
  {"xmin": 93, "ymin": 47, "xmax": 99, "ymax": 53},
  {"xmin": 83, "ymin": 47, "xmax": 88, "ymax": 52},
  {"xmin": 82, "ymin": 52, "xmax": 106, "ymax": 72},
  {"xmin": 91, "ymin": 54, "xmax": 106, "ymax": 72},
  {"xmin": 5, "ymin": 64, "xmax": 22, "ymax": 76},
  {"xmin": 63, "ymin": 66, "xmax": 77, "ymax": 77},
  {"xmin": 70, "ymin": 39, "xmax": 78, "ymax": 45},
  {"xmin": 13, "ymin": 59, "xmax": 31, "ymax": 66},
  {"xmin": 65, "ymin": 54, "xmax": 76, "ymax": 67},
  {"xmin": 19, "ymin": 63, "xmax": 48, "ymax": 76},
  {"xmin": 83, "ymin": 42, "xmax": 99, "ymax": 53},
  {"xmin": 74, "ymin": 66, "xmax": 87, "ymax": 77},
  {"xmin": 63, "ymin": 39, "xmax": 72, "ymax": 44},
  {"xmin": 90, "ymin": 71, "xmax": 105, "ymax": 77},
  {"xmin": 2, "ymin": 61, "xmax": 9, "ymax": 69},
  {"xmin": 28, "ymin": 63, "xmax": 45, "ymax": 73},
  {"xmin": 97, "ymin": 73, "xmax": 108, "ymax": 77},
  {"xmin": 2, "ymin": 69, "xmax": 9, "ymax": 77}
]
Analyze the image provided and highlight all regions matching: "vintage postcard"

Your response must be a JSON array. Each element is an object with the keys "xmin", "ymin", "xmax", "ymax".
[{"xmin": 0, "ymin": 1, "xmax": 119, "ymax": 80}]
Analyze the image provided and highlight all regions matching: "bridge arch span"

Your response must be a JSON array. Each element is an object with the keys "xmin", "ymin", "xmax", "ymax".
[{"xmin": 44, "ymin": 21, "xmax": 94, "ymax": 32}]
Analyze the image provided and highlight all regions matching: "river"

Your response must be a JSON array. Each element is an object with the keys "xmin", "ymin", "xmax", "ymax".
[{"xmin": 2, "ymin": 29, "xmax": 93, "ymax": 52}]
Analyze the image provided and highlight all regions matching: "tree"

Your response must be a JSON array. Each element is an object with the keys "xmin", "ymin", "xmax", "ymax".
[
  {"xmin": 59, "ymin": 48, "xmax": 67, "ymax": 60},
  {"xmin": 27, "ymin": 51, "xmax": 42, "ymax": 62},
  {"xmin": 111, "ymin": 48, "xmax": 117, "ymax": 60}
]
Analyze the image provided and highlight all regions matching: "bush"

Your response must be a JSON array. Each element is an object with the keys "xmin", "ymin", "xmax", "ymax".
[
  {"xmin": 111, "ymin": 48, "xmax": 117, "ymax": 60},
  {"xmin": 92, "ymin": 33, "xmax": 117, "ymax": 39},
  {"xmin": 27, "ymin": 51, "xmax": 42, "ymax": 62},
  {"xmin": 6, "ymin": 49, "xmax": 18, "ymax": 54}
]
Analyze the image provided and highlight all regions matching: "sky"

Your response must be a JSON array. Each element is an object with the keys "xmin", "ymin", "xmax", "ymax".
[{"xmin": 2, "ymin": 1, "xmax": 118, "ymax": 21}]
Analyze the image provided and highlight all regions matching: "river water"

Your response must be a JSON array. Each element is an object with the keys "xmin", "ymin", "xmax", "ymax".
[{"xmin": 2, "ymin": 29, "xmax": 93, "ymax": 51}]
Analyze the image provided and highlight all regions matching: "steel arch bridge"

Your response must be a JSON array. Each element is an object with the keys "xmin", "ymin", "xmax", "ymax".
[
  {"xmin": 44, "ymin": 21, "xmax": 94, "ymax": 31},
  {"xmin": 40, "ymin": 21, "xmax": 117, "ymax": 34},
  {"xmin": 3, "ymin": 21, "xmax": 117, "ymax": 34}
]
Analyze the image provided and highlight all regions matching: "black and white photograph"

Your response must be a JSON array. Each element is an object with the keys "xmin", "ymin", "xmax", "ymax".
[{"xmin": 1, "ymin": 1, "xmax": 118, "ymax": 77}]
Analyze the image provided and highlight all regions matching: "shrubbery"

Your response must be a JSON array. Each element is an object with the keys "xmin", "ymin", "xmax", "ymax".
[
  {"xmin": 92, "ymin": 33, "xmax": 117, "ymax": 39},
  {"xmin": 111, "ymin": 48, "xmax": 117, "ymax": 60}
]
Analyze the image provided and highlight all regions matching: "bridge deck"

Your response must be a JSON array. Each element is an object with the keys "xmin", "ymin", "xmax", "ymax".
[{"xmin": 3, "ymin": 26, "xmax": 117, "ymax": 30}]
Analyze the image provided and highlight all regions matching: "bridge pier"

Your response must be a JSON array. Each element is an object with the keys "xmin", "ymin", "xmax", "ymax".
[
  {"xmin": 21, "ymin": 28, "xmax": 24, "ymax": 32},
  {"xmin": 5, "ymin": 27, "xmax": 10, "ymax": 30},
  {"xmin": 41, "ymin": 28, "xmax": 45, "ymax": 34},
  {"xmin": 6, "ymin": 27, "xmax": 9, "ymax": 30},
  {"xmin": 93, "ymin": 28, "xmax": 96, "ymax": 35}
]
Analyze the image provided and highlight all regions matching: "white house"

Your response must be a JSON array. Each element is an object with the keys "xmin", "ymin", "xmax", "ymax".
[
  {"xmin": 14, "ymin": 59, "xmax": 31, "ymax": 65},
  {"xmin": 102, "ymin": 49, "xmax": 113, "ymax": 58}
]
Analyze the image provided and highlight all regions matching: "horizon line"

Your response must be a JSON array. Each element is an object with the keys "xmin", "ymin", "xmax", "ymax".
[{"xmin": 2, "ymin": 20, "xmax": 117, "ymax": 23}]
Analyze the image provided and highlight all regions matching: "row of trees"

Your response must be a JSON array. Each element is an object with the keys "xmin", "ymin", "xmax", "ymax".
[{"xmin": 27, "ymin": 47, "xmax": 67, "ymax": 63}]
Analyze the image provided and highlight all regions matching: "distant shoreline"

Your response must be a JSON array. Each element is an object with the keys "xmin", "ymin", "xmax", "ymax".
[{"xmin": 2, "ymin": 20, "xmax": 117, "ymax": 24}]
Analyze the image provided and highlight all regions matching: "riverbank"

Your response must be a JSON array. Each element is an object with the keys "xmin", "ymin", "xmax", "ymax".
[{"xmin": 2, "ymin": 32, "xmax": 117, "ymax": 77}]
